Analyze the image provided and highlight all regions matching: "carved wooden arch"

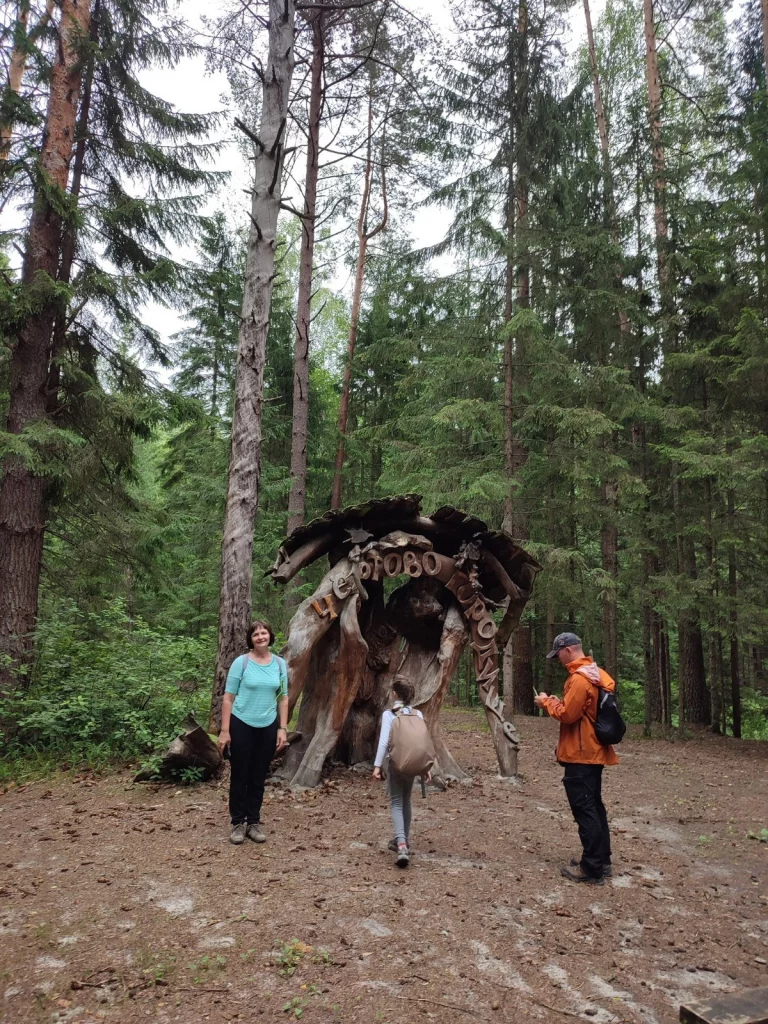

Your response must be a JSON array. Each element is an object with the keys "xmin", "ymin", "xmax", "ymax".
[{"xmin": 270, "ymin": 497, "xmax": 540, "ymax": 788}]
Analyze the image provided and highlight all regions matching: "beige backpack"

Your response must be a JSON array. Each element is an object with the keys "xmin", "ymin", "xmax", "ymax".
[{"xmin": 388, "ymin": 708, "xmax": 435, "ymax": 777}]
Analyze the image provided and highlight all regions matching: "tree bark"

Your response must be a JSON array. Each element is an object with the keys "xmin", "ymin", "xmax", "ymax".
[
  {"xmin": 211, "ymin": 0, "xmax": 296, "ymax": 728},
  {"xmin": 727, "ymin": 488, "xmax": 741, "ymax": 738},
  {"xmin": 287, "ymin": 10, "xmax": 324, "ymax": 535},
  {"xmin": 502, "ymin": 28, "xmax": 516, "ymax": 701},
  {"xmin": 762, "ymin": 0, "xmax": 768, "ymax": 87},
  {"xmin": 0, "ymin": 0, "xmax": 55, "ymax": 164},
  {"xmin": 600, "ymin": 480, "xmax": 619, "ymax": 682},
  {"xmin": 331, "ymin": 91, "xmax": 387, "ymax": 510},
  {"xmin": 0, "ymin": 0, "xmax": 90, "ymax": 696}
]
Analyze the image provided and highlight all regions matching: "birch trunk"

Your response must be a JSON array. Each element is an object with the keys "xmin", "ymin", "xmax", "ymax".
[
  {"xmin": 331, "ymin": 91, "xmax": 387, "ymax": 510},
  {"xmin": 211, "ymin": 0, "xmax": 296, "ymax": 728},
  {"xmin": 287, "ymin": 10, "xmax": 324, "ymax": 535},
  {"xmin": 0, "ymin": 0, "xmax": 90, "ymax": 696}
]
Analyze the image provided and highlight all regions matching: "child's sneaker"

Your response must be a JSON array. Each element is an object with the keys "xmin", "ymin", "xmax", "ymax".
[{"xmin": 396, "ymin": 843, "xmax": 410, "ymax": 868}]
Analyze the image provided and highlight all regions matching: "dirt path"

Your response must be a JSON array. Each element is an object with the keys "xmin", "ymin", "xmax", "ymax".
[{"xmin": 1, "ymin": 711, "xmax": 767, "ymax": 1024}]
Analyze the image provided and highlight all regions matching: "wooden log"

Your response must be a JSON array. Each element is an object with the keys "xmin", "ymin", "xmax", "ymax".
[
  {"xmin": 290, "ymin": 594, "xmax": 368, "ymax": 789},
  {"xmin": 680, "ymin": 987, "xmax": 768, "ymax": 1024},
  {"xmin": 418, "ymin": 603, "xmax": 471, "ymax": 782},
  {"xmin": 134, "ymin": 714, "xmax": 221, "ymax": 782}
]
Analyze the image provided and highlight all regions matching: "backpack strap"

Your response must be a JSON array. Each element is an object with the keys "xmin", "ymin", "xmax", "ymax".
[{"xmin": 239, "ymin": 653, "xmax": 250, "ymax": 684}]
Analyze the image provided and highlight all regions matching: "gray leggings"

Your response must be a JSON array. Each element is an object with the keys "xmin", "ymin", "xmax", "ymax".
[{"xmin": 387, "ymin": 769, "xmax": 415, "ymax": 845}]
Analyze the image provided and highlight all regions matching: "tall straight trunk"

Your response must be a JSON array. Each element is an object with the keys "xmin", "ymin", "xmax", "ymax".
[
  {"xmin": 600, "ymin": 480, "xmax": 619, "ymax": 681},
  {"xmin": 0, "ymin": 0, "xmax": 90, "ymax": 696},
  {"xmin": 502, "ymin": 33, "xmax": 516, "ymax": 701},
  {"xmin": 287, "ymin": 11, "xmax": 324, "ymax": 535},
  {"xmin": 0, "ymin": 0, "xmax": 55, "ymax": 164},
  {"xmin": 643, "ymin": 0, "xmax": 672, "ymax": 314},
  {"xmin": 47, "ymin": 0, "xmax": 100, "ymax": 418},
  {"xmin": 331, "ymin": 92, "xmax": 387, "ymax": 510},
  {"xmin": 704, "ymin": 478, "xmax": 723, "ymax": 733},
  {"xmin": 584, "ymin": 0, "xmax": 624, "ymax": 679},
  {"xmin": 212, "ymin": 0, "xmax": 296, "ymax": 728},
  {"xmin": 727, "ymin": 489, "xmax": 741, "ymax": 738},
  {"xmin": 762, "ymin": 0, "xmax": 768, "ymax": 86},
  {"xmin": 510, "ymin": 0, "xmax": 533, "ymax": 716}
]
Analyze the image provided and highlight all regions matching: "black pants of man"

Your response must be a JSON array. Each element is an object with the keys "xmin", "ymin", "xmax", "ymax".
[
  {"xmin": 562, "ymin": 763, "xmax": 611, "ymax": 878},
  {"xmin": 229, "ymin": 714, "xmax": 278, "ymax": 825}
]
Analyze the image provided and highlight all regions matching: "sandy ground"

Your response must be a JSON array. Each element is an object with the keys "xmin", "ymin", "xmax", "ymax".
[{"xmin": 1, "ymin": 710, "xmax": 767, "ymax": 1024}]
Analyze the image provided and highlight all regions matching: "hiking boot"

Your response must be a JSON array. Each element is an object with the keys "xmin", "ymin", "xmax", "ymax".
[
  {"xmin": 560, "ymin": 864, "xmax": 604, "ymax": 885},
  {"xmin": 388, "ymin": 838, "xmax": 398, "ymax": 852},
  {"xmin": 570, "ymin": 857, "xmax": 612, "ymax": 878},
  {"xmin": 396, "ymin": 843, "xmax": 410, "ymax": 868},
  {"xmin": 246, "ymin": 823, "xmax": 266, "ymax": 843},
  {"xmin": 230, "ymin": 822, "xmax": 247, "ymax": 845}
]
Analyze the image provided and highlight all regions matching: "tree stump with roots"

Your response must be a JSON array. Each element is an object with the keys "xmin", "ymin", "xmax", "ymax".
[{"xmin": 270, "ymin": 496, "xmax": 540, "ymax": 789}]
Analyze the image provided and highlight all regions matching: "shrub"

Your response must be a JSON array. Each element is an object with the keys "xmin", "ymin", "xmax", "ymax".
[{"xmin": 1, "ymin": 599, "xmax": 215, "ymax": 778}]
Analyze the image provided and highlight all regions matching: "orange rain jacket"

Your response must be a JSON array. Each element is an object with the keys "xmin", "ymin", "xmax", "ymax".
[{"xmin": 540, "ymin": 656, "xmax": 620, "ymax": 766}]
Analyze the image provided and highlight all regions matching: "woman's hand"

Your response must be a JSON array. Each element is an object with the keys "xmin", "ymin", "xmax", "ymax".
[
  {"xmin": 276, "ymin": 727, "xmax": 288, "ymax": 753},
  {"xmin": 217, "ymin": 730, "xmax": 231, "ymax": 755},
  {"xmin": 372, "ymin": 766, "xmax": 382, "ymax": 781}
]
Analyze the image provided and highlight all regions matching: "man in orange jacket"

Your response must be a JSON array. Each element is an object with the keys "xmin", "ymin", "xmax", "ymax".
[{"xmin": 534, "ymin": 632, "xmax": 619, "ymax": 885}]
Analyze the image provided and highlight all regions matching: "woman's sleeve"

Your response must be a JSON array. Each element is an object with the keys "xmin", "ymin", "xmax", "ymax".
[
  {"xmin": 278, "ymin": 659, "xmax": 288, "ymax": 700},
  {"xmin": 374, "ymin": 710, "xmax": 393, "ymax": 768},
  {"xmin": 225, "ymin": 656, "xmax": 244, "ymax": 696}
]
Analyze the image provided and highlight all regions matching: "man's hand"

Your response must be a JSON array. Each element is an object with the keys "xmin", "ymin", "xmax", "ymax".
[
  {"xmin": 372, "ymin": 766, "xmax": 382, "ymax": 780},
  {"xmin": 534, "ymin": 692, "xmax": 549, "ymax": 708}
]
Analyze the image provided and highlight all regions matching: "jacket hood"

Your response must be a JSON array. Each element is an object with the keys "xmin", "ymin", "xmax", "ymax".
[{"xmin": 567, "ymin": 656, "xmax": 616, "ymax": 692}]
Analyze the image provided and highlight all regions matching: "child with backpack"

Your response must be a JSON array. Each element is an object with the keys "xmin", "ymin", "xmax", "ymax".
[{"xmin": 372, "ymin": 677, "xmax": 435, "ymax": 868}]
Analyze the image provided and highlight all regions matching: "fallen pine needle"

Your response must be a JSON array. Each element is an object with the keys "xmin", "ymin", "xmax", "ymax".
[{"xmin": 391, "ymin": 994, "xmax": 489, "ymax": 1019}]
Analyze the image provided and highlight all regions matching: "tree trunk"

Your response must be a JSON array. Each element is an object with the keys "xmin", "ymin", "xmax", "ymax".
[
  {"xmin": 287, "ymin": 11, "xmax": 324, "ymax": 535},
  {"xmin": 211, "ymin": 0, "xmax": 296, "ymax": 729},
  {"xmin": 762, "ymin": 0, "xmax": 768, "ymax": 86},
  {"xmin": 502, "ymin": 37, "xmax": 516, "ymax": 701},
  {"xmin": 643, "ymin": 0, "xmax": 672, "ymax": 313},
  {"xmin": 0, "ymin": 0, "xmax": 90, "ymax": 696},
  {"xmin": 0, "ymin": 0, "xmax": 55, "ymax": 164},
  {"xmin": 509, "ymin": 0, "xmax": 533, "ymax": 716},
  {"xmin": 727, "ymin": 488, "xmax": 741, "ymax": 738},
  {"xmin": 600, "ymin": 480, "xmax": 619, "ymax": 682},
  {"xmin": 331, "ymin": 91, "xmax": 387, "ymax": 510}
]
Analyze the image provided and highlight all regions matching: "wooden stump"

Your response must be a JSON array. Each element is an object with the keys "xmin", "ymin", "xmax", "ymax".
[{"xmin": 135, "ymin": 714, "xmax": 221, "ymax": 782}]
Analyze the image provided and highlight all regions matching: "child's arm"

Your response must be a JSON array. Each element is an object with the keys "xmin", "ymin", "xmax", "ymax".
[{"xmin": 372, "ymin": 710, "xmax": 393, "ymax": 777}]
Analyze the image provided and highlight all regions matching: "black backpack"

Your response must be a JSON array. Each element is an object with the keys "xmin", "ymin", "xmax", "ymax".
[{"xmin": 593, "ymin": 687, "xmax": 626, "ymax": 746}]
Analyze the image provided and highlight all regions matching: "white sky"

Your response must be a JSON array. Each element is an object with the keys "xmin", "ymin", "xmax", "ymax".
[{"xmin": 142, "ymin": 0, "xmax": 609, "ymax": 346}]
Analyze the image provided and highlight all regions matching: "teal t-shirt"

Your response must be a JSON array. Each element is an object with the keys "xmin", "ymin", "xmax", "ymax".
[{"xmin": 225, "ymin": 654, "xmax": 288, "ymax": 729}]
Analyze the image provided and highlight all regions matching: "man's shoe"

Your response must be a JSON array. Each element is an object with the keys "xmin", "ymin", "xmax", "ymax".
[
  {"xmin": 396, "ymin": 843, "xmax": 410, "ymax": 868},
  {"xmin": 570, "ymin": 857, "xmax": 612, "ymax": 878},
  {"xmin": 230, "ymin": 822, "xmax": 247, "ymax": 845},
  {"xmin": 246, "ymin": 823, "xmax": 267, "ymax": 843},
  {"xmin": 560, "ymin": 864, "xmax": 605, "ymax": 885}
]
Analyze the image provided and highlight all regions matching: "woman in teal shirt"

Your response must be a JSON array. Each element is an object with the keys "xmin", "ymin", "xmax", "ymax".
[{"xmin": 217, "ymin": 619, "xmax": 289, "ymax": 845}]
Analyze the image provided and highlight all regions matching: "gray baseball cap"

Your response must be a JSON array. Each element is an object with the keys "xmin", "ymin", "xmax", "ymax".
[{"xmin": 546, "ymin": 632, "xmax": 582, "ymax": 659}]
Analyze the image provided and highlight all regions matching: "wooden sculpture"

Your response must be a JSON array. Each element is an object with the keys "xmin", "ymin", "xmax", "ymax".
[{"xmin": 270, "ymin": 495, "xmax": 540, "ymax": 788}]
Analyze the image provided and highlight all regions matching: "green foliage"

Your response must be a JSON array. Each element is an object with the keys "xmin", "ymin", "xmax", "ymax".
[{"xmin": 1, "ymin": 600, "xmax": 213, "ymax": 779}]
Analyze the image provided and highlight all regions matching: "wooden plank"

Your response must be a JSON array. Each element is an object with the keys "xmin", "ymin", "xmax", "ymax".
[{"xmin": 680, "ymin": 987, "xmax": 768, "ymax": 1024}]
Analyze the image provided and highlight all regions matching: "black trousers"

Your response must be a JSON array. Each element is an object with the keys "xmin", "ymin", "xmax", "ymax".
[
  {"xmin": 229, "ymin": 714, "xmax": 278, "ymax": 825},
  {"xmin": 562, "ymin": 763, "xmax": 611, "ymax": 878}
]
